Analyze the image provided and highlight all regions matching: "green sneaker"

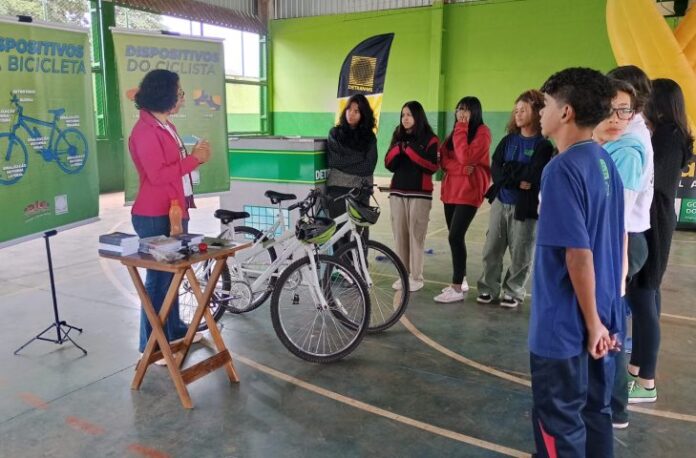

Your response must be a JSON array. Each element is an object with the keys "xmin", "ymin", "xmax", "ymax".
[
  {"xmin": 628, "ymin": 383, "xmax": 657, "ymax": 404},
  {"xmin": 627, "ymin": 372, "xmax": 638, "ymax": 390}
]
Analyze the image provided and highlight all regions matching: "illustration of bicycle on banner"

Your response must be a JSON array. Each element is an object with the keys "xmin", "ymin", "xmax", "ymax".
[{"xmin": 0, "ymin": 94, "xmax": 88, "ymax": 185}]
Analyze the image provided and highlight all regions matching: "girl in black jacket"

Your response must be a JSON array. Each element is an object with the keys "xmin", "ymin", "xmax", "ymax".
[
  {"xmin": 627, "ymin": 78, "xmax": 694, "ymax": 403},
  {"xmin": 385, "ymin": 101, "xmax": 439, "ymax": 292},
  {"xmin": 325, "ymin": 94, "xmax": 378, "ymax": 245}
]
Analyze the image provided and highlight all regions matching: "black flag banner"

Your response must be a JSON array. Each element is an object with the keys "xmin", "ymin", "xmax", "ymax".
[{"xmin": 336, "ymin": 33, "xmax": 395, "ymax": 131}]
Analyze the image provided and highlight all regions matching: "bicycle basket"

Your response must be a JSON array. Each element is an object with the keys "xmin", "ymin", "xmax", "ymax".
[
  {"xmin": 346, "ymin": 197, "xmax": 380, "ymax": 226},
  {"xmin": 295, "ymin": 216, "xmax": 336, "ymax": 244}
]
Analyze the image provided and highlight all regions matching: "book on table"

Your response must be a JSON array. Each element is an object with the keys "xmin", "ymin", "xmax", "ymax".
[
  {"xmin": 173, "ymin": 233, "xmax": 205, "ymax": 246},
  {"xmin": 98, "ymin": 243, "xmax": 139, "ymax": 256},
  {"xmin": 98, "ymin": 232, "xmax": 139, "ymax": 256},
  {"xmin": 139, "ymin": 235, "xmax": 182, "ymax": 254}
]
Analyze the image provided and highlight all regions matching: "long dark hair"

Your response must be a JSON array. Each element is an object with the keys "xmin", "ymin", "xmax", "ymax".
[
  {"xmin": 338, "ymin": 94, "xmax": 376, "ymax": 133},
  {"xmin": 505, "ymin": 90, "xmax": 544, "ymax": 135},
  {"xmin": 644, "ymin": 78, "xmax": 694, "ymax": 167},
  {"xmin": 446, "ymin": 96, "xmax": 483, "ymax": 149},
  {"xmin": 391, "ymin": 100, "xmax": 435, "ymax": 146},
  {"xmin": 335, "ymin": 94, "xmax": 376, "ymax": 150}
]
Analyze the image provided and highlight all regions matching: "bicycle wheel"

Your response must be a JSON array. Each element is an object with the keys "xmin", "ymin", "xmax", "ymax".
[
  {"xmin": 270, "ymin": 254, "xmax": 370, "ymax": 363},
  {"xmin": 224, "ymin": 225, "xmax": 277, "ymax": 313},
  {"xmin": 54, "ymin": 128, "xmax": 88, "ymax": 174},
  {"xmin": 334, "ymin": 239, "xmax": 410, "ymax": 333},
  {"xmin": 179, "ymin": 260, "xmax": 230, "ymax": 331},
  {"xmin": 0, "ymin": 133, "xmax": 28, "ymax": 185}
]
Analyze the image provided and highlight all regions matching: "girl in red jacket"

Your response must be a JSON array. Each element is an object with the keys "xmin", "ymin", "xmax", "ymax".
[{"xmin": 434, "ymin": 97, "xmax": 491, "ymax": 303}]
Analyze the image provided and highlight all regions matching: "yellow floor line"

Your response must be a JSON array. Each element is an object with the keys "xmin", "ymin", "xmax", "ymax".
[
  {"xmin": 662, "ymin": 313, "xmax": 696, "ymax": 322},
  {"xmin": 99, "ymin": 218, "xmax": 696, "ymax": 425},
  {"xmin": 401, "ymin": 316, "xmax": 696, "ymax": 423},
  {"xmin": 232, "ymin": 353, "xmax": 531, "ymax": 458}
]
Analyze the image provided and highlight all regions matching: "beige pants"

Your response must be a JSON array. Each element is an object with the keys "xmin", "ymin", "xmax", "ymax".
[{"xmin": 389, "ymin": 195, "xmax": 432, "ymax": 282}]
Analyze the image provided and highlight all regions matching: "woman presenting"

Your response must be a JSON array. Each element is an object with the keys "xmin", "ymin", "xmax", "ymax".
[{"xmin": 129, "ymin": 69, "xmax": 211, "ymax": 356}]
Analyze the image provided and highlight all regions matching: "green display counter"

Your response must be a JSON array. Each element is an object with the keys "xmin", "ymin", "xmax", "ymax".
[{"xmin": 220, "ymin": 136, "xmax": 327, "ymax": 232}]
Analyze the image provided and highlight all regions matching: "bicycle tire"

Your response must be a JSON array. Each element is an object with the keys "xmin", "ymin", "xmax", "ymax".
[
  {"xmin": 270, "ymin": 254, "xmax": 370, "ymax": 363},
  {"xmin": 223, "ymin": 225, "xmax": 278, "ymax": 313},
  {"xmin": 179, "ymin": 260, "xmax": 230, "ymax": 331},
  {"xmin": 0, "ymin": 133, "xmax": 28, "ymax": 185},
  {"xmin": 334, "ymin": 239, "xmax": 410, "ymax": 333},
  {"xmin": 54, "ymin": 128, "xmax": 88, "ymax": 174}
]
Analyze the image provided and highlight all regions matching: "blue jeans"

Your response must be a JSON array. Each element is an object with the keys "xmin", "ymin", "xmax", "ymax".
[{"xmin": 131, "ymin": 215, "xmax": 189, "ymax": 353}]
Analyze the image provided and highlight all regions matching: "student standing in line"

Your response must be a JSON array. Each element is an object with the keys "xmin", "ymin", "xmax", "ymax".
[
  {"xmin": 129, "ymin": 69, "xmax": 211, "ymax": 356},
  {"xmin": 385, "ymin": 101, "xmax": 439, "ymax": 292},
  {"xmin": 476, "ymin": 90, "xmax": 553, "ymax": 308},
  {"xmin": 603, "ymin": 65, "xmax": 653, "ymax": 427},
  {"xmin": 529, "ymin": 68, "xmax": 624, "ymax": 458},
  {"xmin": 325, "ymin": 94, "xmax": 378, "ymax": 244},
  {"xmin": 627, "ymin": 79, "xmax": 694, "ymax": 404},
  {"xmin": 592, "ymin": 79, "xmax": 647, "ymax": 429},
  {"xmin": 434, "ymin": 97, "xmax": 491, "ymax": 303}
]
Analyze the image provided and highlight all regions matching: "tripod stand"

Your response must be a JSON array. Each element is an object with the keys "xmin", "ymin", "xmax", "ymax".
[{"xmin": 14, "ymin": 230, "xmax": 87, "ymax": 355}]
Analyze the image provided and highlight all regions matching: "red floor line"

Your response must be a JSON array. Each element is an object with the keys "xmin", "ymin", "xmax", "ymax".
[
  {"xmin": 127, "ymin": 443, "xmax": 171, "ymax": 458},
  {"xmin": 17, "ymin": 392, "xmax": 49, "ymax": 410},
  {"xmin": 65, "ymin": 416, "xmax": 106, "ymax": 436}
]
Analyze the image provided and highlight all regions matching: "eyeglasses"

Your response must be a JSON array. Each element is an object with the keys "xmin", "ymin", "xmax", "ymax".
[
  {"xmin": 177, "ymin": 90, "xmax": 185, "ymax": 99},
  {"xmin": 609, "ymin": 107, "xmax": 634, "ymax": 120}
]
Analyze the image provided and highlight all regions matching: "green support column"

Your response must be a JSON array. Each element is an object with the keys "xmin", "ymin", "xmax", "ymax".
[
  {"xmin": 93, "ymin": 0, "xmax": 124, "ymax": 191},
  {"xmin": 428, "ymin": 0, "xmax": 446, "ymax": 180}
]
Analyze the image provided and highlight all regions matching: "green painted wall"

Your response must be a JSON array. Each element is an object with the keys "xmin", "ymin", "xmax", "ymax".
[{"xmin": 270, "ymin": 0, "xmax": 617, "ymax": 176}]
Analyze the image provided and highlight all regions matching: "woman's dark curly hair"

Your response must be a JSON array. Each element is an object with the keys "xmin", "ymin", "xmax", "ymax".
[
  {"xmin": 338, "ymin": 94, "xmax": 376, "ymax": 133},
  {"xmin": 134, "ymin": 69, "xmax": 180, "ymax": 113},
  {"xmin": 540, "ymin": 67, "xmax": 613, "ymax": 128}
]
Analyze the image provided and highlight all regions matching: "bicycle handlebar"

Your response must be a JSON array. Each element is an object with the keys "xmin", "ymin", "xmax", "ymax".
[
  {"xmin": 287, "ymin": 188, "xmax": 321, "ymax": 215},
  {"xmin": 330, "ymin": 183, "xmax": 376, "ymax": 203}
]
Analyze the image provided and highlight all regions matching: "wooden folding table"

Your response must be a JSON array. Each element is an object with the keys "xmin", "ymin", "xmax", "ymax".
[{"xmin": 101, "ymin": 244, "xmax": 249, "ymax": 408}]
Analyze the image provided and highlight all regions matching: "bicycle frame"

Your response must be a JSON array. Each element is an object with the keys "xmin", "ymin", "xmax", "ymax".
[
  {"xmin": 315, "ymin": 199, "xmax": 377, "ymax": 290},
  {"xmin": 7, "ymin": 104, "xmax": 62, "ymax": 160}
]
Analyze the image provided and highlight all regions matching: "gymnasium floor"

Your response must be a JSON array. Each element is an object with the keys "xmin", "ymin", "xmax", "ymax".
[{"xmin": 1, "ymin": 182, "xmax": 695, "ymax": 457}]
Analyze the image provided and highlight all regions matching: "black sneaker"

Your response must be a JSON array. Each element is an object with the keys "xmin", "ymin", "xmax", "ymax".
[
  {"xmin": 476, "ymin": 293, "xmax": 493, "ymax": 304},
  {"xmin": 500, "ymin": 295, "xmax": 519, "ymax": 308},
  {"xmin": 612, "ymin": 419, "xmax": 629, "ymax": 429}
]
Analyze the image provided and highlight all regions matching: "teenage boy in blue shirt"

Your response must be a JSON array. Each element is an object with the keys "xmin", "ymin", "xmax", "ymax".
[{"xmin": 529, "ymin": 68, "xmax": 625, "ymax": 458}]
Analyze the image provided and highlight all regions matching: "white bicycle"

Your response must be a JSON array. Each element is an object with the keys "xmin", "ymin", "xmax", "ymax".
[{"xmin": 179, "ymin": 189, "xmax": 371, "ymax": 363}]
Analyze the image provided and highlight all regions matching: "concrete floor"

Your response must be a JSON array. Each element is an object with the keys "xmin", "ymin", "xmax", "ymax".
[{"xmin": 1, "ymin": 182, "xmax": 695, "ymax": 458}]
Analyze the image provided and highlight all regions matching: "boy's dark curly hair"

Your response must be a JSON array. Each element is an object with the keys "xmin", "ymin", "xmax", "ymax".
[
  {"xmin": 607, "ymin": 65, "xmax": 652, "ymax": 113},
  {"xmin": 134, "ymin": 69, "xmax": 180, "ymax": 113},
  {"xmin": 540, "ymin": 67, "xmax": 614, "ymax": 128}
]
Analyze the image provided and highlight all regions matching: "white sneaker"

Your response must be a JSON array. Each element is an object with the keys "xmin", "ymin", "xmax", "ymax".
[
  {"xmin": 441, "ymin": 285, "xmax": 453, "ymax": 293},
  {"xmin": 392, "ymin": 279, "xmax": 402, "ymax": 290},
  {"xmin": 409, "ymin": 279, "xmax": 424, "ymax": 292},
  {"xmin": 434, "ymin": 288, "xmax": 465, "ymax": 303},
  {"xmin": 461, "ymin": 277, "xmax": 470, "ymax": 292}
]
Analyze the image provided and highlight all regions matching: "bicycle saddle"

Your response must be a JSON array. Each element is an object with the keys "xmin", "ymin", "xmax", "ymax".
[
  {"xmin": 214, "ymin": 209, "xmax": 250, "ymax": 225},
  {"xmin": 264, "ymin": 190, "xmax": 296, "ymax": 204},
  {"xmin": 48, "ymin": 108, "xmax": 65, "ymax": 117}
]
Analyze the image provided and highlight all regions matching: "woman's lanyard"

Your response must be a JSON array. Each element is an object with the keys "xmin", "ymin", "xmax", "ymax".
[{"xmin": 153, "ymin": 115, "xmax": 197, "ymax": 208}]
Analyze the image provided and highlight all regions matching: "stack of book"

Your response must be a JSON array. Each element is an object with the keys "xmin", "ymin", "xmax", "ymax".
[
  {"xmin": 174, "ymin": 233, "xmax": 204, "ymax": 247},
  {"xmin": 99, "ymin": 232, "xmax": 139, "ymax": 256},
  {"xmin": 138, "ymin": 235, "xmax": 182, "ymax": 254}
]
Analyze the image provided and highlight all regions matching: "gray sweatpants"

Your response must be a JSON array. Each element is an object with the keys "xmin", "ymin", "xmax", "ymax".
[{"xmin": 477, "ymin": 199, "xmax": 536, "ymax": 301}]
